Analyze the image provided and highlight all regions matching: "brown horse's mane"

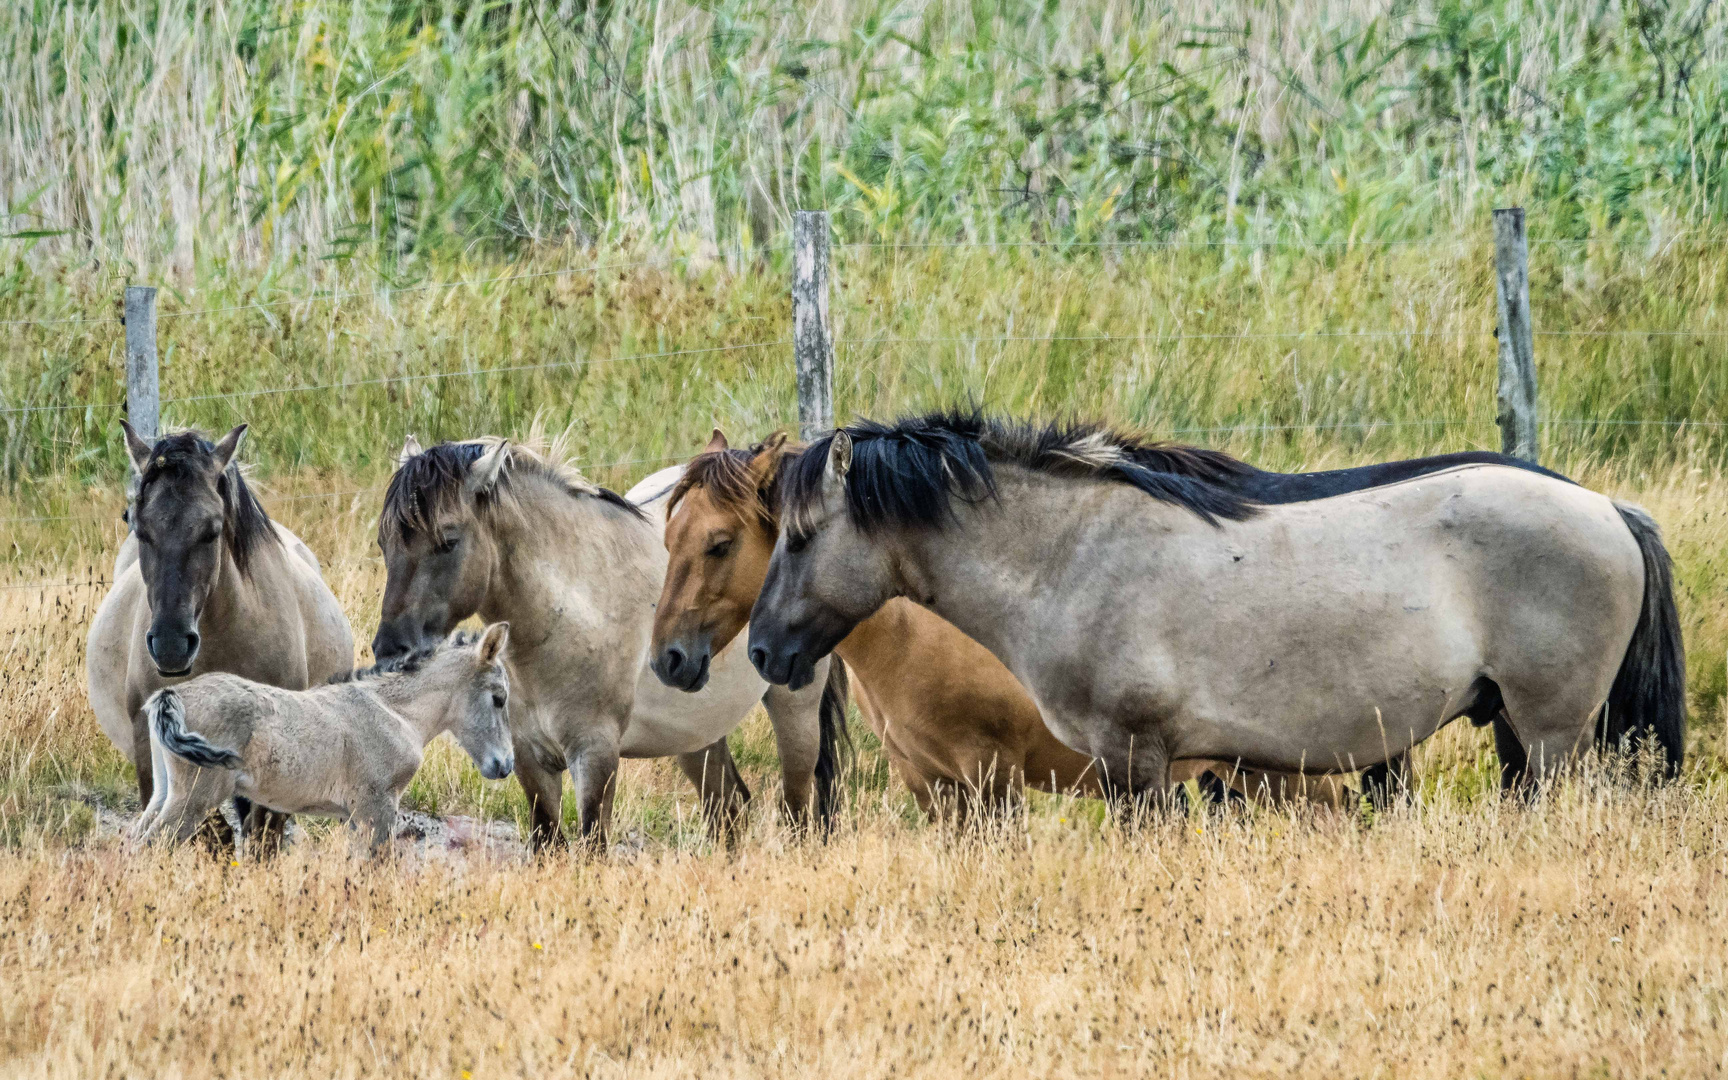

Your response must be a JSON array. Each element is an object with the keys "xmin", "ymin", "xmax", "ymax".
[
  {"xmin": 132, "ymin": 431, "xmax": 280, "ymax": 576},
  {"xmin": 781, "ymin": 410, "xmax": 1263, "ymax": 538},
  {"xmin": 666, "ymin": 435, "xmax": 800, "ymax": 530},
  {"xmin": 379, "ymin": 436, "xmax": 644, "ymax": 546}
]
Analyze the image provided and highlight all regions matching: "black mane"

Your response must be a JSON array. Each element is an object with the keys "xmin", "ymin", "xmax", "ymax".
[
  {"xmin": 329, "ymin": 629, "xmax": 481, "ymax": 684},
  {"xmin": 782, "ymin": 410, "xmax": 1262, "ymax": 537},
  {"xmin": 134, "ymin": 431, "xmax": 279, "ymax": 575},
  {"xmin": 380, "ymin": 440, "xmax": 644, "ymax": 546}
]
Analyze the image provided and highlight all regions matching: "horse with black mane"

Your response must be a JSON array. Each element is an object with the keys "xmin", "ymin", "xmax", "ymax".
[
  {"xmin": 747, "ymin": 411, "xmax": 1684, "ymax": 804},
  {"xmin": 87, "ymin": 423, "xmax": 356, "ymax": 853}
]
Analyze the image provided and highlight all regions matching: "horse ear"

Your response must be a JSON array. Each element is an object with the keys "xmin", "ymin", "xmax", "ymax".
[
  {"xmin": 748, "ymin": 430, "xmax": 789, "ymax": 480},
  {"xmin": 119, "ymin": 421, "xmax": 153, "ymax": 475},
  {"xmin": 704, "ymin": 428, "xmax": 729, "ymax": 454},
  {"xmin": 398, "ymin": 434, "xmax": 423, "ymax": 466},
  {"xmin": 211, "ymin": 424, "xmax": 248, "ymax": 471},
  {"xmin": 478, "ymin": 621, "xmax": 510, "ymax": 665},
  {"xmin": 826, "ymin": 430, "xmax": 853, "ymax": 480},
  {"xmin": 465, "ymin": 442, "xmax": 509, "ymax": 494}
]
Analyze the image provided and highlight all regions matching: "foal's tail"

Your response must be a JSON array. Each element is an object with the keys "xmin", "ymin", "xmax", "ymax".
[
  {"xmin": 1603, "ymin": 504, "xmax": 1687, "ymax": 778},
  {"xmin": 812, "ymin": 658, "xmax": 854, "ymax": 829},
  {"xmin": 148, "ymin": 689, "xmax": 243, "ymax": 771}
]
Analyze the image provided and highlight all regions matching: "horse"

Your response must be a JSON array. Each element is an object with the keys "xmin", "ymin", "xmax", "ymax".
[
  {"xmin": 747, "ymin": 411, "xmax": 1685, "ymax": 807},
  {"xmin": 371, "ymin": 433, "xmax": 847, "ymax": 852},
  {"xmin": 87, "ymin": 424, "xmax": 356, "ymax": 853},
  {"xmin": 653, "ymin": 429, "xmax": 1585, "ymax": 814},
  {"xmin": 131, "ymin": 624, "xmax": 514, "ymax": 856}
]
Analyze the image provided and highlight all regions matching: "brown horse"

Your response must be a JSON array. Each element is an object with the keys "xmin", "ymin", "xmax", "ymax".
[{"xmin": 651, "ymin": 430, "xmax": 1348, "ymax": 816}]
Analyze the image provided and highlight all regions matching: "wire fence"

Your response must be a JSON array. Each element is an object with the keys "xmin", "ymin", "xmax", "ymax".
[{"xmin": 4, "ymin": 231, "xmax": 1727, "ymax": 592}]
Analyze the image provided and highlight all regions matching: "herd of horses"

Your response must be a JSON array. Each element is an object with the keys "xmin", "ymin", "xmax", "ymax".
[{"xmin": 84, "ymin": 409, "xmax": 1687, "ymax": 856}]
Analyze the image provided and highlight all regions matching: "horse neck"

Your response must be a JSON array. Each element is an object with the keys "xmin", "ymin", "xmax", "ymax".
[
  {"xmin": 893, "ymin": 466, "xmax": 1122, "ymax": 676},
  {"xmin": 477, "ymin": 472, "xmax": 659, "ymax": 644},
  {"xmin": 201, "ymin": 530, "xmax": 284, "ymax": 626},
  {"xmin": 369, "ymin": 667, "xmax": 461, "ymax": 746}
]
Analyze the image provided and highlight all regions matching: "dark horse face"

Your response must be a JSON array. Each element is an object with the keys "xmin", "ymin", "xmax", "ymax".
[
  {"xmin": 748, "ymin": 434, "xmax": 898, "ymax": 691},
  {"xmin": 372, "ymin": 437, "xmax": 505, "ymax": 662},
  {"xmin": 122, "ymin": 422, "xmax": 249, "ymax": 677}
]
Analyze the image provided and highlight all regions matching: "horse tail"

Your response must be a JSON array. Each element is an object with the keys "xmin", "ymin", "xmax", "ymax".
[
  {"xmin": 148, "ymin": 689, "xmax": 243, "ymax": 771},
  {"xmin": 1602, "ymin": 504, "xmax": 1686, "ymax": 778},
  {"xmin": 812, "ymin": 658, "xmax": 854, "ymax": 829}
]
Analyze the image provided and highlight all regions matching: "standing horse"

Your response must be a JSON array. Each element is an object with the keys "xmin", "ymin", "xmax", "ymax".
[
  {"xmin": 87, "ymin": 424, "xmax": 356, "ymax": 851},
  {"xmin": 747, "ymin": 412, "xmax": 1684, "ymax": 805},
  {"xmin": 132, "ymin": 624, "xmax": 515, "ymax": 857},
  {"xmin": 654, "ymin": 429, "xmax": 1584, "ymax": 813},
  {"xmin": 371, "ymin": 435, "xmax": 846, "ymax": 851}
]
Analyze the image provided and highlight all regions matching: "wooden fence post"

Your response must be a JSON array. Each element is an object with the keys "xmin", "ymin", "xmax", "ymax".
[
  {"xmin": 124, "ymin": 285, "xmax": 160, "ymax": 441},
  {"xmin": 792, "ymin": 211, "xmax": 834, "ymax": 441},
  {"xmin": 1492, "ymin": 208, "xmax": 1538, "ymax": 462}
]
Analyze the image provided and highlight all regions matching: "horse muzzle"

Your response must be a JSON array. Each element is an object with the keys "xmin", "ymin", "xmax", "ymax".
[
  {"xmin": 479, "ymin": 753, "xmax": 516, "ymax": 781},
  {"xmin": 146, "ymin": 626, "xmax": 201, "ymax": 678},
  {"xmin": 651, "ymin": 641, "xmax": 712, "ymax": 693}
]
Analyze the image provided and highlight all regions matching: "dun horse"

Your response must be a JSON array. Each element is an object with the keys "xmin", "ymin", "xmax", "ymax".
[
  {"xmin": 372, "ymin": 434, "xmax": 846, "ymax": 851},
  {"xmin": 748, "ymin": 412, "xmax": 1685, "ymax": 804},
  {"xmin": 87, "ymin": 424, "xmax": 355, "ymax": 851},
  {"xmin": 656, "ymin": 429, "xmax": 1582, "ymax": 812},
  {"xmin": 131, "ymin": 625, "xmax": 514, "ymax": 856}
]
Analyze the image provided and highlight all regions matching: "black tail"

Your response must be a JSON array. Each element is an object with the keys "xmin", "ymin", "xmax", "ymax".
[
  {"xmin": 1601, "ymin": 505, "xmax": 1687, "ymax": 778},
  {"xmin": 812, "ymin": 658, "xmax": 854, "ymax": 829},
  {"xmin": 149, "ymin": 689, "xmax": 243, "ymax": 770}
]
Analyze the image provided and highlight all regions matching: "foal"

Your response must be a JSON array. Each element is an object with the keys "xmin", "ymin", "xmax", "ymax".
[{"xmin": 131, "ymin": 624, "xmax": 514, "ymax": 856}]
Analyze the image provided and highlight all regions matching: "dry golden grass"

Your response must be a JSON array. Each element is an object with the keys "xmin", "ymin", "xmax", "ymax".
[{"xmin": 2, "ymin": 774, "xmax": 1726, "ymax": 1078}]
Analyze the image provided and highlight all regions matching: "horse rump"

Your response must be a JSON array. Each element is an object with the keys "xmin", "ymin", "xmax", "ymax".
[
  {"xmin": 1601, "ymin": 504, "xmax": 1686, "ymax": 778},
  {"xmin": 148, "ymin": 688, "xmax": 244, "ymax": 771}
]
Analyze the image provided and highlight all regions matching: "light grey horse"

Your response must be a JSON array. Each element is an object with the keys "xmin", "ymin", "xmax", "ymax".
[
  {"xmin": 86, "ymin": 424, "xmax": 356, "ymax": 850},
  {"xmin": 747, "ymin": 412, "xmax": 1685, "ymax": 804},
  {"xmin": 131, "ymin": 624, "xmax": 514, "ymax": 856},
  {"xmin": 370, "ymin": 434, "xmax": 848, "ymax": 851}
]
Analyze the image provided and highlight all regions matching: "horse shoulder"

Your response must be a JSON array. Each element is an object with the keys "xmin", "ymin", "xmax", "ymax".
[
  {"xmin": 87, "ymin": 563, "xmax": 147, "ymax": 760},
  {"xmin": 274, "ymin": 527, "xmax": 357, "ymax": 683}
]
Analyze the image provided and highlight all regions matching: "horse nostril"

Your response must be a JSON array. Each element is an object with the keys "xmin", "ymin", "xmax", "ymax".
[
  {"xmin": 748, "ymin": 646, "xmax": 768, "ymax": 673},
  {"xmin": 184, "ymin": 631, "xmax": 200, "ymax": 656},
  {"xmin": 663, "ymin": 646, "xmax": 686, "ymax": 676}
]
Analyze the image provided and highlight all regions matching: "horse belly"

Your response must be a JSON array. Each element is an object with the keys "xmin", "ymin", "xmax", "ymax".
[{"xmin": 618, "ymin": 635, "xmax": 765, "ymax": 758}]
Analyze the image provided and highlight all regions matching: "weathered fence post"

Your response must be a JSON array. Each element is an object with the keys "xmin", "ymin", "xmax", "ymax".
[
  {"xmin": 1492, "ymin": 208, "xmax": 1538, "ymax": 462},
  {"xmin": 124, "ymin": 285, "xmax": 160, "ymax": 441},
  {"xmin": 791, "ymin": 211, "xmax": 834, "ymax": 441}
]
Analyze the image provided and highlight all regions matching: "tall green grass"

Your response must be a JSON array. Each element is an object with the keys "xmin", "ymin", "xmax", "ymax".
[{"xmin": 1, "ymin": 0, "xmax": 1724, "ymax": 281}]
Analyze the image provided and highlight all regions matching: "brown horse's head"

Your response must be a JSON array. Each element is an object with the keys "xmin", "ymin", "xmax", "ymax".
[
  {"xmin": 651, "ymin": 429, "xmax": 793, "ymax": 692},
  {"xmin": 122, "ymin": 422, "xmax": 276, "ymax": 677}
]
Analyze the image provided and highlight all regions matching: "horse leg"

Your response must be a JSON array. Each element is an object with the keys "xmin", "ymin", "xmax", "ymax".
[
  {"xmin": 130, "ymin": 711, "xmax": 154, "ymax": 809},
  {"xmin": 675, "ymin": 737, "xmax": 752, "ymax": 847},
  {"xmin": 162, "ymin": 770, "xmax": 236, "ymax": 847},
  {"xmin": 1491, "ymin": 712, "xmax": 1530, "ymax": 793},
  {"xmin": 242, "ymin": 805, "xmax": 290, "ymax": 859},
  {"xmin": 1090, "ymin": 727, "xmax": 1173, "ymax": 821},
  {"xmin": 567, "ymin": 740, "xmax": 621, "ymax": 854},
  {"xmin": 760, "ymin": 678, "xmax": 822, "ymax": 827},
  {"xmin": 350, "ymin": 793, "xmax": 400, "ymax": 859},
  {"xmin": 1359, "ymin": 751, "xmax": 1412, "ymax": 809},
  {"xmin": 514, "ymin": 752, "xmax": 567, "ymax": 853}
]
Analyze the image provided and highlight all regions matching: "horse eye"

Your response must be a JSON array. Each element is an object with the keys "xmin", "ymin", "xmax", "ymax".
[
  {"xmin": 435, "ymin": 533, "xmax": 461, "ymax": 554},
  {"xmin": 705, "ymin": 539, "xmax": 732, "ymax": 559},
  {"xmin": 491, "ymin": 693, "xmax": 506, "ymax": 710},
  {"xmin": 786, "ymin": 533, "xmax": 810, "ymax": 555}
]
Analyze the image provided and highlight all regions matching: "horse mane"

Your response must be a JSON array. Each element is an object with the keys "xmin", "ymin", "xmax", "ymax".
[
  {"xmin": 781, "ymin": 410, "xmax": 1262, "ymax": 538},
  {"xmin": 379, "ymin": 434, "xmax": 644, "ymax": 545},
  {"xmin": 328, "ymin": 629, "xmax": 483, "ymax": 684},
  {"xmin": 134, "ymin": 431, "xmax": 280, "ymax": 576},
  {"xmin": 666, "ymin": 434, "xmax": 799, "ymax": 529}
]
